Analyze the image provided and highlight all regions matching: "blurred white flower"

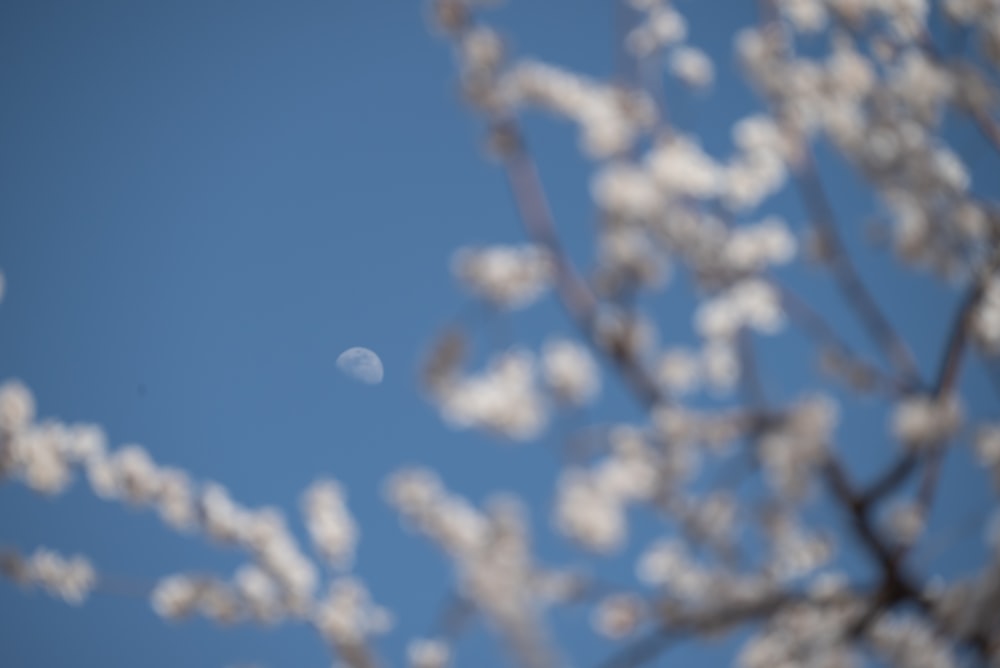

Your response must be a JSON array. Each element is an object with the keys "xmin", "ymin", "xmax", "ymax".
[
  {"xmin": 886, "ymin": 501, "xmax": 925, "ymax": 546},
  {"xmin": 302, "ymin": 479, "xmax": 358, "ymax": 571},
  {"xmin": 656, "ymin": 348, "xmax": 701, "ymax": 395},
  {"xmin": 11, "ymin": 548, "xmax": 97, "ymax": 605},
  {"xmin": 669, "ymin": 47, "xmax": 714, "ymax": 88},
  {"xmin": 313, "ymin": 577, "xmax": 392, "ymax": 646},
  {"xmin": 408, "ymin": 638, "xmax": 450, "ymax": 668},
  {"xmin": 436, "ymin": 349, "xmax": 548, "ymax": 441},
  {"xmin": 891, "ymin": 394, "xmax": 963, "ymax": 450},
  {"xmin": 541, "ymin": 338, "xmax": 600, "ymax": 406},
  {"xmin": 451, "ymin": 244, "xmax": 553, "ymax": 310},
  {"xmin": 0, "ymin": 380, "xmax": 35, "ymax": 433},
  {"xmin": 592, "ymin": 594, "xmax": 645, "ymax": 639}
]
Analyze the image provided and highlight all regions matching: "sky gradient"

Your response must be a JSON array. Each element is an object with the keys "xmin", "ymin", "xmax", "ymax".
[{"xmin": 1, "ymin": 2, "xmax": 996, "ymax": 667}]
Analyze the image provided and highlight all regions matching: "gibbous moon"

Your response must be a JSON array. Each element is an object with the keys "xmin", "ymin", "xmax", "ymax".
[{"xmin": 337, "ymin": 347, "xmax": 384, "ymax": 385}]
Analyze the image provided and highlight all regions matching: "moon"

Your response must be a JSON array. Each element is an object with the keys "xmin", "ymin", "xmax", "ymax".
[{"xmin": 337, "ymin": 347, "xmax": 384, "ymax": 385}]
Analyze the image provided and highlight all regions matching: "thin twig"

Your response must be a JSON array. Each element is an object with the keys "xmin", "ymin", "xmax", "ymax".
[
  {"xmin": 795, "ymin": 155, "xmax": 922, "ymax": 389},
  {"xmin": 496, "ymin": 121, "xmax": 668, "ymax": 410}
]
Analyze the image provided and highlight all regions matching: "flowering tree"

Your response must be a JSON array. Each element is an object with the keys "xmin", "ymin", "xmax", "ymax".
[{"xmin": 3, "ymin": 0, "xmax": 1000, "ymax": 667}]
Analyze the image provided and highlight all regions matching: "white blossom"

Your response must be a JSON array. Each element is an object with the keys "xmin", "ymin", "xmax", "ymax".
[
  {"xmin": 886, "ymin": 501, "xmax": 926, "ymax": 546},
  {"xmin": 778, "ymin": 0, "xmax": 829, "ymax": 32},
  {"xmin": 891, "ymin": 394, "xmax": 963, "ymax": 450},
  {"xmin": 554, "ymin": 469, "xmax": 626, "ymax": 553},
  {"xmin": 302, "ymin": 479, "xmax": 358, "ymax": 571},
  {"xmin": 541, "ymin": 338, "xmax": 600, "ymax": 405},
  {"xmin": 6, "ymin": 548, "xmax": 97, "ymax": 605},
  {"xmin": 451, "ymin": 244, "xmax": 553, "ymax": 310},
  {"xmin": 656, "ymin": 348, "xmax": 701, "ymax": 395},
  {"xmin": 408, "ymin": 638, "xmax": 450, "ymax": 668},
  {"xmin": 591, "ymin": 594, "xmax": 645, "ymax": 639},
  {"xmin": 151, "ymin": 574, "xmax": 202, "ymax": 620},
  {"xmin": 869, "ymin": 613, "xmax": 957, "ymax": 668},
  {"xmin": 668, "ymin": 47, "xmax": 714, "ymax": 88},
  {"xmin": 313, "ymin": 577, "xmax": 392, "ymax": 646},
  {"xmin": 436, "ymin": 348, "xmax": 548, "ymax": 441},
  {"xmin": 974, "ymin": 275, "xmax": 1000, "ymax": 354},
  {"xmin": 0, "ymin": 380, "xmax": 34, "ymax": 433},
  {"xmin": 626, "ymin": 4, "xmax": 686, "ymax": 57},
  {"xmin": 234, "ymin": 565, "xmax": 284, "ymax": 624},
  {"xmin": 646, "ymin": 135, "xmax": 721, "ymax": 199}
]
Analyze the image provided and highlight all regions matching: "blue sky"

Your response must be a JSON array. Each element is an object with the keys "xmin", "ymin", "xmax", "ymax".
[{"xmin": 0, "ymin": 2, "xmax": 996, "ymax": 667}]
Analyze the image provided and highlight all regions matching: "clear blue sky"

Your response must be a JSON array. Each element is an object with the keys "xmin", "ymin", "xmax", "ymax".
[{"xmin": 0, "ymin": 2, "xmax": 995, "ymax": 667}]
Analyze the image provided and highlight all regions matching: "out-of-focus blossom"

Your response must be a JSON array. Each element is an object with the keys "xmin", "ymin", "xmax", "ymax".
[
  {"xmin": 778, "ymin": 0, "xmax": 829, "ymax": 32},
  {"xmin": 646, "ymin": 135, "xmax": 721, "ymax": 199},
  {"xmin": 591, "ymin": 593, "xmax": 645, "ymax": 639},
  {"xmin": 0, "ymin": 380, "xmax": 34, "ymax": 433},
  {"xmin": 408, "ymin": 638, "xmax": 451, "ymax": 668},
  {"xmin": 695, "ymin": 279, "xmax": 785, "ymax": 341},
  {"xmin": 302, "ymin": 479, "xmax": 358, "ymax": 571},
  {"xmin": 312, "ymin": 577, "xmax": 392, "ymax": 646},
  {"xmin": 761, "ymin": 396, "xmax": 838, "ymax": 498},
  {"xmin": 891, "ymin": 394, "xmax": 963, "ymax": 450},
  {"xmin": 541, "ymin": 338, "xmax": 600, "ymax": 406},
  {"xmin": 1, "ymin": 547, "xmax": 97, "ymax": 605},
  {"xmin": 498, "ymin": 61, "xmax": 655, "ymax": 158},
  {"xmin": 669, "ymin": 47, "xmax": 714, "ymax": 88},
  {"xmin": 434, "ymin": 348, "xmax": 548, "ymax": 441},
  {"xmin": 451, "ymin": 244, "xmax": 553, "ymax": 310},
  {"xmin": 869, "ymin": 613, "xmax": 958, "ymax": 668},
  {"xmin": 656, "ymin": 348, "xmax": 701, "ymax": 395},
  {"xmin": 886, "ymin": 501, "xmax": 925, "ymax": 546},
  {"xmin": 626, "ymin": 3, "xmax": 686, "ymax": 57},
  {"xmin": 974, "ymin": 275, "xmax": 1000, "ymax": 354}
]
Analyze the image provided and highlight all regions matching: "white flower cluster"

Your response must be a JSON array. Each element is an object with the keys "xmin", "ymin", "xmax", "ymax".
[
  {"xmin": 722, "ymin": 114, "xmax": 794, "ymax": 212},
  {"xmin": 869, "ymin": 613, "xmax": 958, "ymax": 668},
  {"xmin": 691, "ymin": 279, "xmax": 785, "ymax": 394},
  {"xmin": 777, "ymin": 0, "xmax": 829, "ymax": 33},
  {"xmin": 0, "ymin": 378, "xmax": 387, "ymax": 639},
  {"xmin": 695, "ymin": 279, "xmax": 785, "ymax": 341},
  {"xmin": 302, "ymin": 479, "xmax": 358, "ymax": 571},
  {"xmin": 313, "ymin": 576, "xmax": 393, "ymax": 647},
  {"xmin": 885, "ymin": 500, "xmax": 925, "ymax": 546},
  {"xmin": 974, "ymin": 424, "xmax": 1000, "ymax": 489},
  {"xmin": 929, "ymin": 552, "xmax": 1000, "ymax": 643},
  {"xmin": 0, "ymin": 547, "xmax": 97, "ymax": 605},
  {"xmin": 451, "ymin": 244, "xmax": 553, "ymax": 310},
  {"xmin": 554, "ymin": 427, "xmax": 660, "ymax": 552},
  {"xmin": 540, "ymin": 338, "xmax": 600, "ymax": 406},
  {"xmin": 625, "ymin": 1, "xmax": 686, "ymax": 57},
  {"xmin": 719, "ymin": 217, "xmax": 797, "ymax": 275},
  {"xmin": 434, "ymin": 348, "xmax": 548, "ymax": 441},
  {"xmin": 655, "ymin": 347, "xmax": 701, "ymax": 396},
  {"xmin": 738, "ymin": 598, "xmax": 861, "ymax": 668},
  {"xmin": 637, "ymin": 536, "xmax": 788, "ymax": 617},
  {"xmin": 760, "ymin": 396, "xmax": 838, "ymax": 499},
  {"xmin": 627, "ymin": 2, "xmax": 712, "ymax": 88},
  {"xmin": 637, "ymin": 539, "xmax": 710, "ymax": 595},
  {"xmin": 152, "ymin": 573, "xmax": 245, "ymax": 624},
  {"xmin": 653, "ymin": 405, "xmax": 744, "ymax": 455},
  {"xmin": 973, "ymin": 274, "xmax": 1000, "ymax": 354},
  {"xmin": 591, "ymin": 593, "xmax": 645, "ymax": 639},
  {"xmin": 497, "ymin": 61, "xmax": 656, "ymax": 159},
  {"xmin": 0, "ymin": 381, "xmax": 103, "ymax": 496},
  {"xmin": 384, "ymin": 469, "xmax": 546, "ymax": 637},
  {"xmin": 407, "ymin": 637, "xmax": 451, "ymax": 668},
  {"xmin": 891, "ymin": 393, "xmax": 963, "ymax": 451},
  {"xmin": 669, "ymin": 47, "xmax": 714, "ymax": 90},
  {"xmin": 88, "ymin": 445, "xmax": 198, "ymax": 531},
  {"xmin": 595, "ymin": 225, "xmax": 671, "ymax": 289},
  {"xmin": 764, "ymin": 515, "xmax": 833, "ymax": 582}
]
